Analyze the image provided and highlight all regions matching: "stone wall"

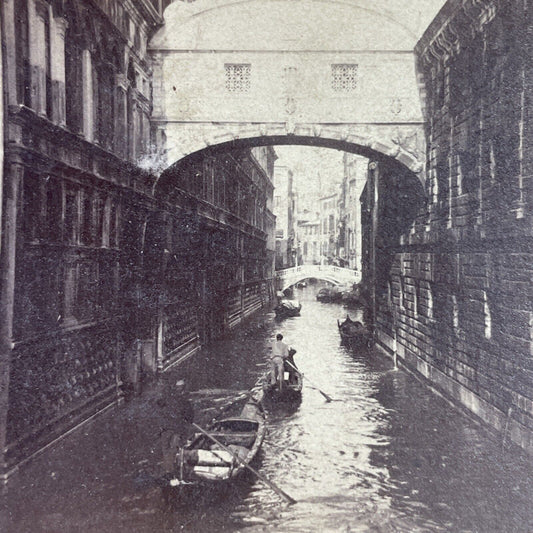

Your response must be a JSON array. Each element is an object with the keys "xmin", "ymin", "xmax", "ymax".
[
  {"xmin": 369, "ymin": 0, "xmax": 533, "ymax": 453},
  {"xmin": 0, "ymin": 0, "xmax": 275, "ymax": 475}
]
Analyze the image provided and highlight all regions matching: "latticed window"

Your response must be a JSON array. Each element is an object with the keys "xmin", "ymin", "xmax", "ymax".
[
  {"xmin": 331, "ymin": 64, "xmax": 358, "ymax": 92},
  {"xmin": 225, "ymin": 64, "xmax": 251, "ymax": 93}
]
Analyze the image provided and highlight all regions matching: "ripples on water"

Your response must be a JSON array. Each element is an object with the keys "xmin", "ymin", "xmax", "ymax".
[
  {"xmin": 4, "ymin": 285, "xmax": 533, "ymax": 533},
  {"xmin": 180, "ymin": 286, "xmax": 533, "ymax": 533}
]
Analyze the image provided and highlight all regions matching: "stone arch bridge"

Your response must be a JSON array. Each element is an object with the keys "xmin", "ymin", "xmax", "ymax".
[
  {"xmin": 276, "ymin": 265, "xmax": 361, "ymax": 292},
  {"xmin": 148, "ymin": 0, "xmax": 435, "ymax": 179}
]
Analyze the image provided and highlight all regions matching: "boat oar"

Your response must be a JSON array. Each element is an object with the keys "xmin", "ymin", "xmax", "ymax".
[
  {"xmin": 191, "ymin": 423, "xmax": 297, "ymax": 505},
  {"xmin": 284, "ymin": 360, "xmax": 334, "ymax": 403}
]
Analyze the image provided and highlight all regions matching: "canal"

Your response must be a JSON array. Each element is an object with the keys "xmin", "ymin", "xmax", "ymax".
[{"xmin": 2, "ymin": 284, "xmax": 533, "ymax": 532}]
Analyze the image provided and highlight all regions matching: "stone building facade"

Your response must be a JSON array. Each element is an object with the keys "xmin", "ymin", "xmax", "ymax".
[
  {"xmin": 297, "ymin": 218, "xmax": 320, "ymax": 265},
  {"xmin": 0, "ymin": 0, "xmax": 275, "ymax": 476},
  {"xmin": 155, "ymin": 146, "xmax": 276, "ymax": 344},
  {"xmin": 319, "ymin": 193, "xmax": 339, "ymax": 262},
  {"xmin": 340, "ymin": 153, "xmax": 367, "ymax": 272},
  {"xmin": 0, "ymin": 0, "xmax": 171, "ymax": 477},
  {"xmin": 366, "ymin": 0, "xmax": 533, "ymax": 454},
  {"xmin": 273, "ymin": 165, "xmax": 296, "ymax": 269}
]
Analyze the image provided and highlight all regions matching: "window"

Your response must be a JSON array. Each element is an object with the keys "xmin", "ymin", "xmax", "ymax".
[
  {"xmin": 15, "ymin": 0, "xmax": 30, "ymax": 106},
  {"xmin": 400, "ymin": 275, "xmax": 407, "ymax": 309},
  {"xmin": 81, "ymin": 189, "xmax": 93, "ymax": 246},
  {"xmin": 46, "ymin": 179, "xmax": 62, "ymax": 241},
  {"xmin": 452, "ymin": 295, "xmax": 459, "ymax": 330},
  {"xmin": 331, "ymin": 64, "xmax": 358, "ymax": 92},
  {"xmin": 44, "ymin": 11, "xmax": 52, "ymax": 118},
  {"xmin": 65, "ymin": 17, "xmax": 83, "ymax": 133},
  {"xmin": 96, "ymin": 63, "xmax": 115, "ymax": 151},
  {"xmin": 64, "ymin": 187, "xmax": 79, "ymax": 245},
  {"xmin": 225, "ymin": 64, "xmax": 251, "ymax": 93},
  {"xmin": 23, "ymin": 171, "xmax": 42, "ymax": 242},
  {"xmin": 483, "ymin": 291, "xmax": 492, "ymax": 339},
  {"xmin": 415, "ymin": 281, "xmax": 421, "ymax": 315},
  {"xmin": 94, "ymin": 195, "xmax": 105, "ymax": 247}
]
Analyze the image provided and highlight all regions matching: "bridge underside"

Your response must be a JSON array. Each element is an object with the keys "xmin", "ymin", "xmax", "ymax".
[{"xmin": 157, "ymin": 125, "xmax": 426, "ymax": 182}]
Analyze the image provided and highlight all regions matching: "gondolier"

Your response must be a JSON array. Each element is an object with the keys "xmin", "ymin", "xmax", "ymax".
[
  {"xmin": 269, "ymin": 333, "xmax": 290, "ymax": 389},
  {"xmin": 158, "ymin": 378, "xmax": 195, "ymax": 478}
]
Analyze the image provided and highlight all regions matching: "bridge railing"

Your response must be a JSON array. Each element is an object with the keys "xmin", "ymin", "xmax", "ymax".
[{"xmin": 275, "ymin": 265, "xmax": 360, "ymax": 289}]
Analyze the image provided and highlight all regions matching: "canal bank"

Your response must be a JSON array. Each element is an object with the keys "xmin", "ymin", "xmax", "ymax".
[{"xmin": 2, "ymin": 286, "xmax": 533, "ymax": 532}]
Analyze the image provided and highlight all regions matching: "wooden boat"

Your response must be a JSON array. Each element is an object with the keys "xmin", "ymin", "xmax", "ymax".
[
  {"xmin": 337, "ymin": 316, "xmax": 373, "ymax": 347},
  {"xmin": 274, "ymin": 299, "xmax": 302, "ymax": 318},
  {"xmin": 316, "ymin": 287, "xmax": 342, "ymax": 303},
  {"xmin": 264, "ymin": 351, "xmax": 303, "ymax": 401},
  {"xmin": 173, "ymin": 391, "xmax": 266, "ymax": 486}
]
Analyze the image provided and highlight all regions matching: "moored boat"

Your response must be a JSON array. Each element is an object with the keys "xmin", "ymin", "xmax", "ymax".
[
  {"xmin": 274, "ymin": 299, "xmax": 302, "ymax": 318},
  {"xmin": 337, "ymin": 316, "xmax": 373, "ymax": 347},
  {"xmin": 171, "ymin": 391, "xmax": 266, "ymax": 487},
  {"xmin": 316, "ymin": 287, "xmax": 342, "ymax": 303}
]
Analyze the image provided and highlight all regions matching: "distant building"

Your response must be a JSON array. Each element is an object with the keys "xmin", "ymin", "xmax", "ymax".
[
  {"xmin": 251, "ymin": 147, "xmax": 278, "ymax": 280},
  {"xmin": 340, "ymin": 154, "xmax": 368, "ymax": 271},
  {"xmin": 298, "ymin": 219, "xmax": 321, "ymax": 264},
  {"xmin": 273, "ymin": 165, "xmax": 296, "ymax": 269},
  {"xmin": 319, "ymin": 192, "xmax": 339, "ymax": 262}
]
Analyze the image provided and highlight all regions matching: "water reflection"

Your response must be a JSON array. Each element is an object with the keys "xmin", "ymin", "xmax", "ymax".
[{"xmin": 2, "ymin": 284, "xmax": 533, "ymax": 533}]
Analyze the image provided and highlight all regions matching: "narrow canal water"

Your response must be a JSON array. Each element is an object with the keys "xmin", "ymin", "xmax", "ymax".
[{"xmin": 2, "ymin": 284, "xmax": 533, "ymax": 533}]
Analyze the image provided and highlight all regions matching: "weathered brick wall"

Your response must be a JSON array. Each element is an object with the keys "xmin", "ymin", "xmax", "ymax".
[{"xmin": 373, "ymin": 0, "xmax": 533, "ymax": 453}]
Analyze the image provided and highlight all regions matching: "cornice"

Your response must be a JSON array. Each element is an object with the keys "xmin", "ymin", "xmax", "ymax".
[{"xmin": 416, "ymin": 0, "xmax": 496, "ymax": 67}]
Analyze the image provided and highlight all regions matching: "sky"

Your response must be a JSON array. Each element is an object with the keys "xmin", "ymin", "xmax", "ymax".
[{"xmin": 273, "ymin": 146, "xmax": 347, "ymax": 203}]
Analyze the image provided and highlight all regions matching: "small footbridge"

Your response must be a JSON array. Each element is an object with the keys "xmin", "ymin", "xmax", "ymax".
[{"xmin": 275, "ymin": 265, "xmax": 361, "ymax": 292}]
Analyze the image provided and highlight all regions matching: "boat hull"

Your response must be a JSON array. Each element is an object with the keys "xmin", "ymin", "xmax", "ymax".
[
  {"xmin": 172, "ymin": 393, "xmax": 267, "ymax": 487},
  {"xmin": 263, "ymin": 362, "xmax": 303, "ymax": 402},
  {"xmin": 274, "ymin": 300, "xmax": 302, "ymax": 318},
  {"xmin": 338, "ymin": 317, "xmax": 373, "ymax": 347}
]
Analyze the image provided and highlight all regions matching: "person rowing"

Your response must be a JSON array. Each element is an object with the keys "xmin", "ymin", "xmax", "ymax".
[{"xmin": 268, "ymin": 333, "xmax": 290, "ymax": 390}]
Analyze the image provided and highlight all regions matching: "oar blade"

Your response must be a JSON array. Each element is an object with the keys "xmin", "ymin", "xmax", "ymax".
[{"xmin": 319, "ymin": 390, "xmax": 333, "ymax": 403}]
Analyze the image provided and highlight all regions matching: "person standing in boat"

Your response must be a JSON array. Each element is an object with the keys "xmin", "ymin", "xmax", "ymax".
[
  {"xmin": 158, "ymin": 378, "xmax": 194, "ymax": 480},
  {"xmin": 269, "ymin": 333, "xmax": 290, "ymax": 390}
]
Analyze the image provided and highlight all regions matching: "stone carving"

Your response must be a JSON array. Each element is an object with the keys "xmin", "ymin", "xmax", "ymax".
[
  {"xmin": 391, "ymin": 127, "xmax": 423, "ymax": 161},
  {"xmin": 390, "ymin": 97, "xmax": 403, "ymax": 115},
  {"xmin": 285, "ymin": 97, "xmax": 296, "ymax": 116}
]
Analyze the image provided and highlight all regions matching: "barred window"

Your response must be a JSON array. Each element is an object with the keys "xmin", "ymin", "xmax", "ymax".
[
  {"xmin": 331, "ymin": 64, "xmax": 358, "ymax": 92},
  {"xmin": 225, "ymin": 64, "xmax": 251, "ymax": 93}
]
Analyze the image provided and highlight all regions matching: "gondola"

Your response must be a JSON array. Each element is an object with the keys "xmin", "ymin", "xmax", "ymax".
[
  {"xmin": 337, "ymin": 315, "xmax": 373, "ymax": 347},
  {"xmin": 171, "ymin": 390, "xmax": 267, "ymax": 487},
  {"xmin": 316, "ymin": 287, "xmax": 342, "ymax": 303},
  {"xmin": 263, "ymin": 351, "xmax": 303, "ymax": 401},
  {"xmin": 274, "ymin": 299, "xmax": 302, "ymax": 318}
]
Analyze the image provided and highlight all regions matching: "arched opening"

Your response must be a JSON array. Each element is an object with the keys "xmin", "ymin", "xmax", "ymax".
[
  {"xmin": 157, "ymin": 135, "xmax": 425, "ymax": 191},
  {"xmin": 132, "ymin": 137, "xmax": 426, "ymax": 369}
]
